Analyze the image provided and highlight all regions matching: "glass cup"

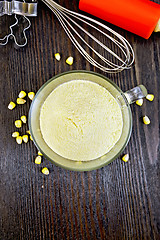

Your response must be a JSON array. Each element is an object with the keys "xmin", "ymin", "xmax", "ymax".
[{"xmin": 29, "ymin": 71, "xmax": 147, "ymax": 171}]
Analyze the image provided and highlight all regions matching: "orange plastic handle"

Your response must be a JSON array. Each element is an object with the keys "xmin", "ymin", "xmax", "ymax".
[{"xmin": 79, "ymin": 0, "xmax": 160, "ymax": 39}]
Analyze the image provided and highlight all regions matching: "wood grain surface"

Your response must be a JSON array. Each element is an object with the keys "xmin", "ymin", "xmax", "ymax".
[{"xmin": 0, "ymin": 0, "xmax": 160, "ymax": 239}]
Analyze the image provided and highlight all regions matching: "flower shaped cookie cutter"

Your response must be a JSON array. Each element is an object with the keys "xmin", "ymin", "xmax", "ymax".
[{"xmin": 0, "ymin": 0, "xmax": 37, "ymax": 48}]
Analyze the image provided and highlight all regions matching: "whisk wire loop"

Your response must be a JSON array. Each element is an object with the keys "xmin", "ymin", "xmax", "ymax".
[{"xmin": 42, "ymin": 0, "xmax": 135, "ymax": 73}]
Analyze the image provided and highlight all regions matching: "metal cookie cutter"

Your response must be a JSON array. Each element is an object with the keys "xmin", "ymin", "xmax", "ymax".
[{"xmin": 0, "ymin": 0, "xmax": 38, "ymax": 48}]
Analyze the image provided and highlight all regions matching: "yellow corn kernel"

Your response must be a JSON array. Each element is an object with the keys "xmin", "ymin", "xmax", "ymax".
[
  {"xmin": 12, "ymin": 132, "xmax": 19, "ymax": 138},
  {"xmin": 17, "ymin": 98, "xmax": 26, "ymax": 104},
  {"xmin": 122, "ymin": 154, "xmax": 129, "ymax": 162},
  {"xmin": 143, "ymin": 116, "xmax": 150, "ymax": 125},
  {"xmin": 30, "ymin": 135, "xmax": 33, "ymax": 141},
  {"xmin": 35, "ymin": 156, "xmax": 42, "ymax": 164},
  {"xmin": 8, "ymin": 102, "xmax": 16, "ymax": 110},
  {"xmin": 15, "ymin": 120, "xmax": 22, "ymax": 128},
  {"xmin": 18, "ymin": 91, "xmax": 26, "ymax": 98},
  {"xmin": 16, "ymin": 136, "xmax": 22, "ymax": 144},
  {"xmin": 26, "ymin": 130, "xmax": 30, "ymax": 135},
  {"xmin": 55, "ymin": 53, "xmax": 61, "ymax": 61},
  {"xmin": 146, "ymin": 94, "xmax": 154, "ymax": 101},
  {"xmin": 38, "ymin": 151, "xmax": 43, "ymax": 156},
  {"xmin": 42, "ymin": 167, "xmax": 49, "ymax": 175},
  {"xmin": 136, "ymin": 99, "xmax": 143, "ymax": 106},
  {"xmin": 66, "ymin": 56, "xmax": 74, "ymax": 65},
  {"xmin": 21, "ymin": 115, "xmax": 27, "ymax": 124},
  {"xmin": 22, "ymin": 135, "xmax": 28, "ymax": 143},
  {"xmin": 28, "ymin": 92, "xmax": 35, "ymax": 100}
]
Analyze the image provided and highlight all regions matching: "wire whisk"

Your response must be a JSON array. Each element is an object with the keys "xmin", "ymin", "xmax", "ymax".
[{"xmin": 42, "ymin": 0, "xmax": 135, "ymax": 73}]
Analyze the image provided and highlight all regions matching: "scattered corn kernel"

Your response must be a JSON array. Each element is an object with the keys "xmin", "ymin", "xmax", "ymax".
[
  {"xmin": 28, "ymin": 92, "xmax": 35, "ymax": 100},
  {"xmin": 17, "ymin": 98, "xmax": 26, "ymax": 104},
  {"xmin": 38, "ymin": 151, "xmax": 43, "ymax": 156},
  {"xmin": 122, "ymin": 154, "xmax": 129, "ymax": 162},
  {"xmin": 26, "ymin": 130, "xmax": 30, "ymax": 135},
  {"xmin": 66, "ymin": 56, "xmax": 74, "ymax": 65},
  {"xmin": 143, "ymin": 116, "xmax": 150, "ymax": 125},
  {"xmin": 21, "ymin": 115, "xmax": 27, "ymax": 124},
  {"xmin": 12, "ymin": 132, "xmax": 19, "ymax": 138},
  {"xmin": 42, "ymin": 167, "xmax": 49, "ymax": 175},
  {"xmin": 55, "ymin": 53, "xmax": 61, "ymax": 61},
  {"xmin": 15, "ymin": 120, "xmax": 22, "ymax": 128},
  {"xmin": 146, "ymin": 94, "xmax": 154, "ymax": 101},
  {"xmin": 8, "ymin": 102, "xmax": 16, "ymax": 110},
  {"xmin": 30, "ymin": 135, "xmax": 33, "ymax": 141},
  {"xmin": 136, "ymin": 99, "xmax": 143, "ymax": 106},
  {"xmin": 35, "ymin": 156, "xmax": 42, "ymax": 164},
  {"xmin": 16, "ymin": 136, "xmax": 22, "ymax": 144},
  {"xmin": 18, "ymin": 91, "xmax": 26, "ymax": 98},
  {"xmin": 22, "ymin": 135, "xmax": 28, "ymax": 143}
]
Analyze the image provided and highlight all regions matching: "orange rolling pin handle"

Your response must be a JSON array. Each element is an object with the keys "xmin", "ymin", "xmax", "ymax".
[{"xmin": 79, "ymin": 0, "xmax": 160, "ymax": 39}]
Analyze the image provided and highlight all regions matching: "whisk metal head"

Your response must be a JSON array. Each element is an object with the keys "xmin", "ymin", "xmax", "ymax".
[{"xmin": 42, "ymin": 0, "xmax": 135, "ymax": 73}]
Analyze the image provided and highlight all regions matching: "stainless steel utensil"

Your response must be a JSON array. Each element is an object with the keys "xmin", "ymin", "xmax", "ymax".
[
  {"xmin": 42, "ymin": 0, "xmax": 135, "ymax": 73},
  {"xmin": 0, "ymin": 0, "xmax": 37, "ymax": 47}
]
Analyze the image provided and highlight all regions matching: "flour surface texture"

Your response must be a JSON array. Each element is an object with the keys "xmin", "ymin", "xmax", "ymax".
[{"xmin": 40, "ymin": 80, "xmax": 123, "ymax": 161}]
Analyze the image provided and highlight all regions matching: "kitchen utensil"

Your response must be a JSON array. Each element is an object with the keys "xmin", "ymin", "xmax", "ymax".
[
  {"xmin": 41, "ymin": 0, "xmax": 135, "ymax": 73},
  {"xmin": 0, "ymin": 0, "xmax": 37, "ymax": 16},
  {"xmin": 29, "ymin": 71, "xmax": 147, "ymax": 171},
  {"xmin": 0, "ymin": 14, "xmax": 31, "ymax": 47},
  {"xmin": 0, "ymin": 0, "xmax": 37, "ymax": 47},
  {"xmin": 79, "ymin": 0, "xmax": 160, "ymax": 39}
]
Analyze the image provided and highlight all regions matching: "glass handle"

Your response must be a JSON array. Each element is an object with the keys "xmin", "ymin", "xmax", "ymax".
[{"xmin": 124, "ymin": 85, "xmax": 148, "ymax": 104}]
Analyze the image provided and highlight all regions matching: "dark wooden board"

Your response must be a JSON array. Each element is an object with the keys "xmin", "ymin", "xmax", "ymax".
[{"xmin": 0, "ymin": 0, "xmax": 160, "ymax": 239}]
